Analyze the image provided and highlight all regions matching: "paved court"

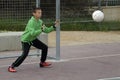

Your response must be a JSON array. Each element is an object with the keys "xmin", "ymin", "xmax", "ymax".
[{"xmin": 0, "ymin": 43, "xmax": 120, "ymax": 80}]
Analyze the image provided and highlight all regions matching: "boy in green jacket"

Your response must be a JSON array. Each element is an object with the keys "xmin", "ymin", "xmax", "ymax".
[{"xmin": 8, "ymin": 7, "xmax": 59, "ymax": 72}]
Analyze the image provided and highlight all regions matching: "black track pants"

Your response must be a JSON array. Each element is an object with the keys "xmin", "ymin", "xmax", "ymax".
[{"xmin": 12, "ymin": 38, "xmax": 48, "ymax": 67}]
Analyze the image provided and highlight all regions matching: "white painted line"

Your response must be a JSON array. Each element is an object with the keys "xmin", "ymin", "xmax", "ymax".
[
  {"xmin": 49, "ymin": 54, "xmax": 120, "ymax": 62},
  {"xmin": 98, "ymin": 77, "xmax": 120, "ymax": 80},
  {"xmin": 48, "ymin": 59, "xmax": 69, "ymax": 62},
  {"xmin": 63, "ymin": 54, "xmax": 120, "ymax": 61},
  {"xmin": 0, "ymin": 60, "xmax": 68, "ymax": 68},
  {"xmin": 1, "ymin": 54, "xmax": 120, "ymax": 68}
]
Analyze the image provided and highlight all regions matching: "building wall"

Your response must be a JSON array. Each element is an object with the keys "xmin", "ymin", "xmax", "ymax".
[{"xmin": 103, "ymin": 6, "xmax": 120, "ymax": 21}]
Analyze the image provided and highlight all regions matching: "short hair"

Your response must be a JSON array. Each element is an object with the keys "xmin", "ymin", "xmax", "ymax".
[{"xmin": 32, "ymin": 7, "xmax": 41, "ymax": 13}]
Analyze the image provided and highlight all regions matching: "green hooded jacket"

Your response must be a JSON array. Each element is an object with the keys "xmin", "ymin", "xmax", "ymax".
[{"xmin": 21, "ymin": 16, "xmax": 55, "ymax": 43}]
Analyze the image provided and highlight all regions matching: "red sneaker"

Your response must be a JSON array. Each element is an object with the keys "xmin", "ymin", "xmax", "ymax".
[
  {"xmin": 8, "ymin": 66, "xmax": 17, "ymax": 72},
  {"xmin": 40, "ymin": 62, "xmax": 52, "ymax": 67}
]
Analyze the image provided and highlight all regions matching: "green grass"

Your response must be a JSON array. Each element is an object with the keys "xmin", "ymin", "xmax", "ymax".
[
  {"xmin": 0, "ymin": 19, "xmax": 26, "ymax": 31},
  {"xmin": 0, "ymin": 19, "xmax": 120, "ymax": 31},
  {"xmin": 61, "ymin": 21, "xmax": 120, "ymax": 31},
  {"xmin": 0, "ymin": 23, "xmax": 25, "ymax": 31}
]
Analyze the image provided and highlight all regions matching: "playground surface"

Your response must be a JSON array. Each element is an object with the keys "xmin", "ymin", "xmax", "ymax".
[
  {"xmin": 1, "ymin": 31, "xmax": 120, "ymax": 80},
  {"xmin": 1, "ymin": 42, "xmax": 120, "ymax": 80}
]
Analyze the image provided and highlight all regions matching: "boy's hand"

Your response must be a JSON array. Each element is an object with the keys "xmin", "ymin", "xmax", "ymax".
[
  {"xmin": 54, "ymin": 20, "xmax": 60, "ymax": 27},
  {"xmin": 41, "ymin": 24, "xmax": 46, "ymax": 31}
]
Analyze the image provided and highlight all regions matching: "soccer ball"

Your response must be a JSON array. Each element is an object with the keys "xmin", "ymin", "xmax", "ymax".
[{"xmin": 92, "ymin": 10, "xmax": 104, "ymax": 22}]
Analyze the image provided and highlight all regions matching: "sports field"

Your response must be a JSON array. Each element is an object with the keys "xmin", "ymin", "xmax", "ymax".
[{"xmin": 1, "ymin": 31, "xmax": 120, "ymax": 80}]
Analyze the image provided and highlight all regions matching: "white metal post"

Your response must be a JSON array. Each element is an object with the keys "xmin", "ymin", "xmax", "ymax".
[
  {"xmin": 36, "ymin": 0, "xmax": 40, "ymax": 7},
  {"xmin": 56, "ymin": 0, "xmax": 60, "ymax": 60}
]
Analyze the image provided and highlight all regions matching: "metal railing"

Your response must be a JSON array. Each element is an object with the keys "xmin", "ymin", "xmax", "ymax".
[{"xmin": 102, "ymin": 0, "xmax": 120, "ymax": 6}]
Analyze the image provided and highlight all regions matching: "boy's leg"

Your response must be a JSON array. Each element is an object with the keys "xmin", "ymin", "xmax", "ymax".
[
  {"xmin": 11, "ymin": 42, "xmax": 31, "ymax": 67},
  {"xmin": 32, "ymin": 39, "xmax": 48, "ymax": 63}
]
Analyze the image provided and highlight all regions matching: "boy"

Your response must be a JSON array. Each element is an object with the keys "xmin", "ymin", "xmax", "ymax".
[{"xmin": 8, "ymin": 7, "xmax": 59, "ymax": 72}]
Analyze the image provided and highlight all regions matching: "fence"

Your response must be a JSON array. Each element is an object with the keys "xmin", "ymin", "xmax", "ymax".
[
  {"xmin": 0, "ymin": 0, "xmax": 61, "ymax": 60},
  {"xmin": 0, "ymin": 0, "xmax": 120, "ymax": 60},
  {"xmin": 101, "ymin": 0, "xmax": 120, "ymax": 6},
  {"xmin": 0, "ymin": 0, "xmax": 120, "ymax": 31},
  {"xmin": 0, "ymin": 0, "xmax": 35, "ymax": 23}
]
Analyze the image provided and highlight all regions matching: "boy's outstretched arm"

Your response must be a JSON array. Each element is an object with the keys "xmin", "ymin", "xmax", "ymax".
[{"xmin": 42, "ymin": 20, "xmax": 59, "ymax": 33}]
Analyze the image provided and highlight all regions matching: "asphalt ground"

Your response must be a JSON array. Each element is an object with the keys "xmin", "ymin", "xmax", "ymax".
[{"xmin": 0, "ymin": 43, "xmax": 120, "ymax": 80}]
